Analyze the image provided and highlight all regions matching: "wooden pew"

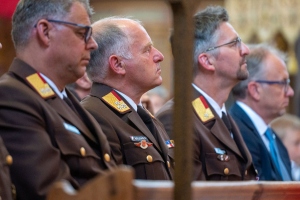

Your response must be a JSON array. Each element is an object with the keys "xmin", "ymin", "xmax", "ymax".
[
  {"xmin": 46, "ymin": 165, "xmax": 134, "ymax": 200},
  {"xmin": 47, "ymin": 166, "xmax": 300, "ymax": 200}
]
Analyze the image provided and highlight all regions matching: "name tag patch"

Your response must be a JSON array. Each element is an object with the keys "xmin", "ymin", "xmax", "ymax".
[
  {"xmin": 214, "ymin": 148, "xmax": 226, "ymax": 155},
  {"xmin": 63, "ymin": 122, "xmax": 80, "ymax": 135},
  {"xmin": 130, "ymin": 136, "xmax": 148, "ymax": 142}
]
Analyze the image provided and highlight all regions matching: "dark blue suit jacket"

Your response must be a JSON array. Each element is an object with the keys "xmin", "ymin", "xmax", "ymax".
[{"xmin": 229, "ymin": 102, "xmax": 292, "ymax": 181}]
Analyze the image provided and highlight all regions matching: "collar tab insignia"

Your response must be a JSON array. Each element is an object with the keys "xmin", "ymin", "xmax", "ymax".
[
  {"xmin": 192, "ymin": 96, "xmax": 214, "ymax": 122},
  {"xmin": 134, "ymin": 140, "xmax": 153, "ymax": 149},
  {"xmin": 102, "ymin": 90, "xmax": 130, "ymax": 113},
  {"xmin": 26, "ymin": 73, "xmax": 55, "ymax": 99}
]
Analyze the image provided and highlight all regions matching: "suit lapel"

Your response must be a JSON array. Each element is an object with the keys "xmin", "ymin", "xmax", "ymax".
[
  {"xmin": 47, "ymin": 94, "xmax": 98, "ymax": 144},
  {"xmin": 153, "ymin": 118, "xmax": 169, "ymax": 160},
  {"xmin": 192, "ymin": 89, "xmax": 244, "ymax": 159},
  {"xmin": 231, "ymin": 103, "xmax": 283, "ymax": 177},
  {"xmin": 91, "ymin": 83, "xmax": 162, "ymax": 151},
  {"xmin": 127, "ymin": 112, "xmax": 161, "ymax": 150},
  {"xmin": 228, "ymin": 114, "xmax": 251, "ymax": 165},
  {"xmin": 9, "ymin": 58, "xmax": 98, "ymax": 144},
  {"xmin": 209, "ymin": 112, "xmax": 243, "ymax": 159}
]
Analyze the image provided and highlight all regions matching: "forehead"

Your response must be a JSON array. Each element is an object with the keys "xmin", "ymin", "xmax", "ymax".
[
  {"xmin": 63, "ymin": 2, "xmax": 91, "ymax": 24},
  {"xmin": 285, "ymin": 129, "xmax": 300, "ymax": 140},
  {"xmin": 217, "ymin": 22, "xmax": 238, "ymax": 42},
  {"xmin": 128, "ymin": 22, "xmax": 150, "ymax": 42},
  {"xmin": 123, "ymin": 21, "xmax": 152, "ymax": 50},
  {"xmin": 264, "ymin": 53, "xmax": 288, "ymax": 78}
]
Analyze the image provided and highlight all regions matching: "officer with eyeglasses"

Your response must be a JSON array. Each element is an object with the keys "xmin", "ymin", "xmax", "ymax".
[
  {"xmin": 0, "ymin": 0, "xmax": 117, "ymax": 199},
  {"xmin": 230, "ymin": 43, "xmax": 294, "ymax": 181},
  {"xmin": 156, "ymin": 6, "xmax": 257, "ymax": 181}
]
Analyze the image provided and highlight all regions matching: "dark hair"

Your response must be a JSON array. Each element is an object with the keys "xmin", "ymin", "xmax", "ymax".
[
  {"xmin": 12, "ymin": 0, "xmax": 93, "ymax": 50},
  {"xmin": 193, "ymin": 6, "xmax": 229, "ymax": 72}
]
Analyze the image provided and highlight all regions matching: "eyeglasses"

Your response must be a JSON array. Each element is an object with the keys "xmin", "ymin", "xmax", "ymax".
[
  {"xmin": 202, "ymin": 37, "xmax": 241, "ymax": 53},
  {"xmin": 255, "ymin": 79, "xmax": 290, "ymax": 94},
  {"xmin": 46, "ymin": 19, "xmax": 92, "ymax": 43}
]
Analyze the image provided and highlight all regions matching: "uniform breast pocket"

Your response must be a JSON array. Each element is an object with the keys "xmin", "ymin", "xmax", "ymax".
[
  {"xmin": 123, "ymin": 142, "xmax": 164, "ymax": 165},
  {"xmin": 123, "ymin": 142, "xmax": 169, "ymax": 179},
  {"xmin": 54, "ymin": 126, "xmax": 101, "ymax": 174},
  {"xmin": 205, "ymin": 153, "xmax": 241, "ymax": 178}
]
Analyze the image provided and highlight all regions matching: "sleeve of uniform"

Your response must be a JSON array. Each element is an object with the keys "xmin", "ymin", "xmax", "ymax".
[{"xmin": 0, "ymin": 85, "xmax": 77, "ymax": 200}]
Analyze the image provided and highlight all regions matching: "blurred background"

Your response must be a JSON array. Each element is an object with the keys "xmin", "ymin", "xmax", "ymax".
[{"xmin": 1, "ymin": 0, "xmax": 300, "ymax": 115}]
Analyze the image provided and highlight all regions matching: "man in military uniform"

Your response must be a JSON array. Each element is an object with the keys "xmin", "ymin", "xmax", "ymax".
[
  {"xmin": 0, "ymin": 43, "xmax": 14, "ymax": 200},
  {"xmin": 156, "ymin": 6, "xmax": 257, "ymax": 180},
  {"xmin": 81, "ymin": 17, "xmax": 174, "ymax": 180},
  {"xmin": 0, "ymin": 1, "xmax": 116, "ymax": 199}
]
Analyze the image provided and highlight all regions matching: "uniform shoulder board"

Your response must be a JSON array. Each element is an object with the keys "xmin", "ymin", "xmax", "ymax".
[
  {"xmin": 102, "ymin": 90, "xmax": 130, "ymax": 113},
  {"xmin": 26, "ymin": 73, "xmax": 55, "ymax": 99},
  {"xmin": 192, "ymin": 96, "xmax": 214, "ymax": 123}
]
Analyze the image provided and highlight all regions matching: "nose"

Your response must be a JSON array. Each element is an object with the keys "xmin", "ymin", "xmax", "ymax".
[
  {"xmin": 86, "ymin": 36, "xmax": 98, "ymax": 50},
  {"xmin": 286, "ymin": 85, "xmax": 294, "ymax": 97},
  {"xmin": 153, "ymin": 47, "xmax": 164, "ymax": 63},
  {"xmin": 240, "ymin": 42, "xmax": 249, "ymax": 56}
]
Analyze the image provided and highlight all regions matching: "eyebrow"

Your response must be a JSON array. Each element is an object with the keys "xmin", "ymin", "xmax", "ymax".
[
  {"xmin": 225, "ymin": 36, "xmax": 239, "ymax": 42},
  {"xmin": 142, "ymin": 42, "xmax": 153, "ymax": 51}
]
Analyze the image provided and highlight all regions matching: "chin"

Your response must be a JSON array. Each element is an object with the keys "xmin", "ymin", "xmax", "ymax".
[
  {"xmin": 278, "ymin": 110, "xmax": 286, "ymax": 117},
  {"xmin": 237, "ymin": 71, "xmax": 249, "ymax": 80}
]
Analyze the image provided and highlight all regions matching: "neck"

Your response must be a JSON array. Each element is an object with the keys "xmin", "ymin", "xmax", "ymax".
[
  {"xmin": 104, "ymin": 80, "xmax": 144, "ymax": 105},
  {"xmin": 193, "ymin": 76, "xmax": 231, "ymax": 108}
]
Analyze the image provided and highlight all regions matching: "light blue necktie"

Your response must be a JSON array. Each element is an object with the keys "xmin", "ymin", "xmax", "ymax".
[{"xmin": 265, "ymin": 128, "xmax": 282, "ymax": 178}]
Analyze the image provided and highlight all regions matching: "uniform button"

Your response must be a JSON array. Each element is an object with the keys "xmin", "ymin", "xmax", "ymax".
[
  {"xmin": 224, "ymin": 168, "xmax": 229, "ymax": 175},
  {"xmin": 104, "ymin": 153, "xmax": 110, "ymax": 162},
  {"xmin": 255, "ymin": 169, "xmax": 258, "ymax": 175},
  {"xmin": 167, "ymin": 161, "xmax": 170, "ymax": 168},
  {"xmin": 245, "ymin": 170, "xmax": 248, "ymax": 176},
  {"xmin": 80, "ymin": 147, "xmax": 86, "ymax": 157},
  {"xmin": 146, "ymin": 155, "xmax": 153, "ymax": 163},
  {"xmin": 11, "ymin": 184, "xmax": 16, "ymax": 200},
  {"xmin": 6, "ymin": 155, "xmax": 13, "ymax": 165}
]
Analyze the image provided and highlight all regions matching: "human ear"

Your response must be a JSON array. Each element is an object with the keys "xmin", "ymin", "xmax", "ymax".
[
  {"xmin": 35, "ymin": 19, "xmax": 52, "ymax": 46},
  {"xmin": 198, "ymin": 53, "xmax": 215, "ymax": 71},
  {"xmin": 108, "ymin": 55, "xmax": 126, "ymax": 75},
  {"xmin": 248, "ymin": 81, "xmax": 261, "ymax": 101}
]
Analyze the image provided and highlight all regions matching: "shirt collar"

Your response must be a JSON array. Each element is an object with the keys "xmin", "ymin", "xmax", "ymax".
[
  {"xmin": 236, "ymin": 101, "xmax": 268, "ymax": 135},
  {"xmin": 114, "ymin": 89, "xmax": 139, "ymax": 111},
  {"xmin": 192, "ymin": 83, "xmax": 225, "ymax": 118},
  {"xmin": 39, "ymin": 73, "xmax": 67, "ymax": 99}
]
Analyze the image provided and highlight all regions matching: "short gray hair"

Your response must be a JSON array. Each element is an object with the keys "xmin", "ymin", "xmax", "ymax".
[
  {"xmin": 232, "ymin": 43, "xmax": 287, "ymax": 99},
  {"xmin": 12, "ymin": 0, "xmax": 93, "ymax": 50},
  {"xmin": 87, "ymin": 17, "xmax": 140, "ymax": 82},
  {"xmin": 193, "ymin": 6, "xmax": 229, "ymax": 74}
]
